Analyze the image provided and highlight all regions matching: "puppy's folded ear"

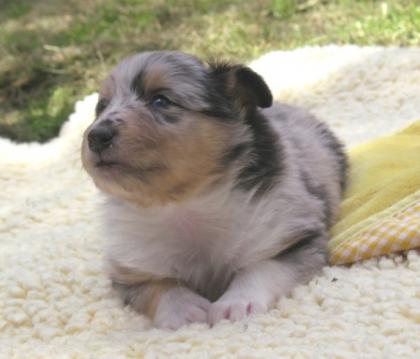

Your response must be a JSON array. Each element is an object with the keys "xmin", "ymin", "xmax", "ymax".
[{"xmin": 210, "ymin": 64, "xmax": 273, "ymax": 110}]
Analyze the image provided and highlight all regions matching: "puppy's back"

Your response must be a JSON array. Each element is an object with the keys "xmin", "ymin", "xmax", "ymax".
[{"xmin": 264, "ymin": 103, "xmax": 347, "ymax": 225}]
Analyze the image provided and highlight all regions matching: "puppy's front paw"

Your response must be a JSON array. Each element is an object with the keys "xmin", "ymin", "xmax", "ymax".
[
  {"xmin": 208, "ymin": 296, "xmax": 269, "ymax": 325},
  {"xmin": 154, "ymin": 287, "xmax": 210, "ymax": 330}
]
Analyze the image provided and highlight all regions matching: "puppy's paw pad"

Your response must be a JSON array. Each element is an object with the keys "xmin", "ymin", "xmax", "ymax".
[{"xmin": 208, "ymin": 298, "xmax": 266, "ymax": 325}]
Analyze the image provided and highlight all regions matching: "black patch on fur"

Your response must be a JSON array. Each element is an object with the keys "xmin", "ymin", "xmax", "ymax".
[
  {"xmin": 235, "ymin": 67, "xmax": 273, "ymax": 108},
  {"xmin": 154, "ymin": 111, "xmax": 180, "ymax": 124},
  {"xmin": 235, "ymin": 111, "xmax": 282, "ymax": 197},
  {"xmin": 208, "ymin": 63, "xmax": 273, "ymax": 109},
  {"xmin": 277, "ymin": 228, "xmax": 324, "ymax": 257},
  {"xmin": 221, "ymin": 142, "xmax": 251, "ymax": 167},
  {"xmin": 163, "ymin": 113, "xmax": 180, "ymax": 123},
  {"xmin": 274, "ymin": 228, "xmax": 328, "ymax": 268},
  {"xmin": 201, "ymin": 62, "xmax": 282, "ymax": 196},
  {"xmin": 299, "ymin": 167, "xmax": 332, "ymax": 227},
  {"xmin": 112, "ymin": 281, "xmax": 140, "ymax": 306},
  {"xmin": 201, "ymin": 106, "xmax": 233, "ymax": 120},
  {"xmin": 201, "ymin": 70, "xmax": 235, "ymax": 121},
  {"xmin": 206, "ymin": 64, "xmax": 281, "ymax": 196},
  {"xmin": 314, "ymin": 123, "xmax": 348, "ymax": 193},
  {"xmin": 131, "ymin": 71, "xmax": 145, "ymax": 98},
  {"xmin": 95, "ymin": 98, "xmax": 109, "ymax": 117}
]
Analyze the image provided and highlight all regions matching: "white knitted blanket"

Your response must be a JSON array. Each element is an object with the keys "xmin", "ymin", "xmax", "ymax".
[{"xmin": 1, "ymin": 46, "xmax": 419, "ymax": 358}]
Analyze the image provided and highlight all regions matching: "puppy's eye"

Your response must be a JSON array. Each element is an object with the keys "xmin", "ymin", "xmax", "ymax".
[
  {"xmin": 150, "ymin": 95, "xmax": 171, "ymax": 109},
  {"xmin": 96, "ymin": 98, "xmax": 109, "ymax": 116}
]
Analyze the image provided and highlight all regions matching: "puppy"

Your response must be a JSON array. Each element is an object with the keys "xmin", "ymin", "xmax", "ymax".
[{"xmin": 81, "ymin": 51, "xmax": 347, "ymax": 329}]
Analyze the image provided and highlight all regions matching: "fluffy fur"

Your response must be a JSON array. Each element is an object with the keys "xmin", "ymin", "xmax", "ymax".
[{"xmin": 81, "ymin": 51, "xmax": 347, "ymax": 329}]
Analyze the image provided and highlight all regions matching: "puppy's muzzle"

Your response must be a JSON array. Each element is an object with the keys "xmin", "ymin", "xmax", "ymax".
[{"xmin": 88, "ymin": 120, "xmax": 117, "ymax": 154}]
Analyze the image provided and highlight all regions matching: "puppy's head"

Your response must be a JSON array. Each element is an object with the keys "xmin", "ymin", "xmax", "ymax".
[{"xmin": 82, "ymin": 51, "xmax": 272, "ymax": 206}]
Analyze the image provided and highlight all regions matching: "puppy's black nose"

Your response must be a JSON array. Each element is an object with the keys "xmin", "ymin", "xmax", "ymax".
[{"xmin": 87, "ymin": 124, "xmax": 117, "ymax": 154}]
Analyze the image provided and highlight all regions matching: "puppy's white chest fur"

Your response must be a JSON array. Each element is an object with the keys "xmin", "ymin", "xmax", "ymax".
[
  {"xmin": 103, "ymin": 175, "xmax": 325, "ymax": 301},
  {"xmin": 104, "ymin": 195, "xmax": 245, "ymax": 298},
  {"xmin": 168, "ymin": 209, "xmax": 214, "ymax": 243}
]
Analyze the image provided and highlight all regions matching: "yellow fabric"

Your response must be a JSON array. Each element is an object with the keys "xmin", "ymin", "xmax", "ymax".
[{"xmin": 329, "ymin": 120, "xmax": 420, "ymax": 265}]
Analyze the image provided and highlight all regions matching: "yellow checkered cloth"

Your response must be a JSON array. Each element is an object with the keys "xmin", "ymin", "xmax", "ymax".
[{"xmin": 329, "ymin": 121, "xmax": 420, "ymax": 265}]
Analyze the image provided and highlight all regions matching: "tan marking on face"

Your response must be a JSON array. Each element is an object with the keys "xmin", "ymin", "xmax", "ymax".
[
  {"xmin": 157, "ymin": 116, "xmax": 230, "ymax": 199},
  {"xmin": 87, "ymin": 111, "xmax": 233, "ymax": 207},
  {"xmin": 118, "ymin": 108, "xmax": 162, "ymax": 154},
  {"xmin": 121, "ymin": 113, "xmax": 232, "ymax": 206},
  {"xmin": 142, "ymin": 63, "xmax": 171, "ymax": 91}
]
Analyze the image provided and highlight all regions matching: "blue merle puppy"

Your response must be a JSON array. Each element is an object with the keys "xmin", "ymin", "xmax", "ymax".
[{"xmin": 81, "ymin": 51, "xmax": 347, "ymax": 329}]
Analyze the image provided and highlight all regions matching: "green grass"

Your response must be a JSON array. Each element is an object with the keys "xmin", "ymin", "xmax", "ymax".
[{"xmin": 0, "ymin": 0, "xmax": 419, "ymax": 142}]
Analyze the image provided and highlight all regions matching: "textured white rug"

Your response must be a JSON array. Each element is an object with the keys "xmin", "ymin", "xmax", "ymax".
[{"xmin": 1, "ymin": 46, "xmax": 420, "ymax": 358}]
